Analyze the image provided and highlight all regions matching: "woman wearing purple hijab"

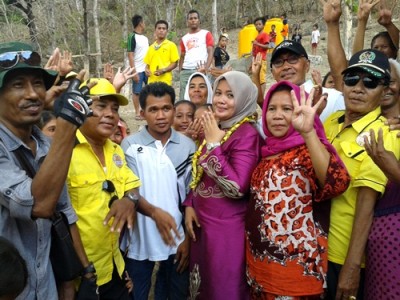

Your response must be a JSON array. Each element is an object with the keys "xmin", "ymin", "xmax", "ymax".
[{"xmin": 184, "ymin": 71, "xmax": 263, "ymax": 300}]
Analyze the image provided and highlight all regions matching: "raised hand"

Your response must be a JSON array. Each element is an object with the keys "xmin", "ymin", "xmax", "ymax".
[
  {"xmin": 58, "ymin": 50, "xmax": 74, "ymax": 77},
  {"xmin": 377, "ymin": 0, "xmax": 394, "ymax": 26},
  {"xmin": 320, "ymin": 0, "xmax": 342, "ymax": 23},
  {"xmin": 364, "ymin": 128, "xmax": 400, "ymax": 182},
  {"xmin": 201, "ymin": 108, "xmax": 225, "ymax": 143},
  {"xmin": 53, "ymin": 70, "xmax": 96, "ymax": 127},
  {"xmin": 103, "ymin": 62, "xmax": 114, "ymax": 82},
  {"xmin": 357, "ymin": 0, "xmax": 380, "ymax": 22},
  {"xmin": 196, "ymin": 61, "xmax": 207, "ymax": 74},
  {"xmin": 290, "ymin": 86, "xmax": 326, "ymax": 135},
  {"xmin": 186, "ymin": 118, "xmax": 203, "ymax": 141},
  {"xmin": 113, "ymin": 66, "xmax": 136, "ymax": 93},
  {"xmin": 251, "ymin": 52, "xmax": 262, "ymax": 78},
  {"xmin": 44, "ymin": 47, "xmax": 61, "ymax": 72}
]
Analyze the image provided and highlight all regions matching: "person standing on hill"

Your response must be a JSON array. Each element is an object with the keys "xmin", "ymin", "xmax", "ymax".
[
  {"xmin": 179, "ymin": 10, "xmax": 214, "ymax": 99},
  {"xmin": 252, "ymin": 17, "xmax": 270, "ymax": 95},
  {"xmin": 311, "ymin": 24, "xmax": 320, "ymax": 55},
  {"xmin": 144, "ymin": 20, "xmax": 179, "ymax": 86},
  {"xmin": 127, "ymin": 15, "xmax": 149, "ymax": 120}
]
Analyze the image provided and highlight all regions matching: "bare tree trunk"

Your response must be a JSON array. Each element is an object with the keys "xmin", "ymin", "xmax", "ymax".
[
  {"xmin": 46, "ymin": 2, "xmax": 56, "ymax": 50},
  {"xmin": 93, "ymin": 0, "xmax": 102, "ymax": 76},
  {"xmin": 166, "ymin": 0, "xmax": 174, "ymax": 27},
  {"xmin": 122, "ymin": 0, "xmax": 132, "ymax": 100},
  {"xmin": 212, "ymin": 0, "xmax": 218, "ymax": 41},
  {"xmin": 343, "ymin": 0, "xmax": 353, "ymax": 59},
  {"xmin": 1, "ymin": 0, "xmax": 14, "ymax": 39},
  {"xmin": 235, "ymin": 0, "xmax": 240, "ymax": 27},
  {"xmin": 11, "ymin": 0, "xmax": 40, "ymax": 51},
  {"xmin": 254, "ymin": 0, "xmax": 263, "ymax": 17},
  {"xmin": 82, "ymin": 0, "xmax": 90, "ymax": 77}
]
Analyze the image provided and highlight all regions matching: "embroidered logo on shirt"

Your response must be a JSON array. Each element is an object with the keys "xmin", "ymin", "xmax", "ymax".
[
  {"xmin": 113, "ymin": 154, "xmax": 123, "ymax": 168},
  {"xmin": 137, "ymin": 147, "xmax": 143, "ymax": 153}
]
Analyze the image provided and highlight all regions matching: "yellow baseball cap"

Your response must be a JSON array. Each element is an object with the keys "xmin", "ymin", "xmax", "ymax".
[{"xmin": 81, "ymin": 78, "xmax": 129, "ymax": 106}]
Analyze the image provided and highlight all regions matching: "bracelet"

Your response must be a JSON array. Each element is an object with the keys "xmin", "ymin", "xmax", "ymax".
[{"xmin": 82, "ymin": 261, "xmax": 96, "ymax": 277}]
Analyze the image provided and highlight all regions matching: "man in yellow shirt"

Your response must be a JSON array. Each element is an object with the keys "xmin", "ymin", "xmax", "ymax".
[
  {"xmin": 324, "ymin": 49, "xmax": 400, "ymax": 300},
  {"xmin": 144, "ymin": 20, "xmax": 179, "ymax": 86},
  {"xmin": 67, "ymin": 78, "xmax": 179, "ymax": 299}
]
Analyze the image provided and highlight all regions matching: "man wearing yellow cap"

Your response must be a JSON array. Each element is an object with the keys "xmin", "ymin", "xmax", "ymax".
[{"xmin": 68, "ymin": 78, "xmax": 179, "ymax": 299}]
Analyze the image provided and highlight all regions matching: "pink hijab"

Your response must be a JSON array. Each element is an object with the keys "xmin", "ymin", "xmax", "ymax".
[{"xmin": 261, "ymin": 81, "xmax": 334, "ymax": 157}]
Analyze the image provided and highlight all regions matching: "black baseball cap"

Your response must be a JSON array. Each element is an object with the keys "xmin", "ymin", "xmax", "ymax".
[
  {"xmin": 270, "ymin": 40, "xmax": 308, "ymax": 67},
  {"xmin": 342, "ymin": 49, "xmax": 391, "ymax": 80}
]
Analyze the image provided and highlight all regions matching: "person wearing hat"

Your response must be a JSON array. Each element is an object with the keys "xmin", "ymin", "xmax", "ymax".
[
  {"xmin": 323, "ymin": 49, "xmax": 400, "ymax": 300},
  {"xmin": 0, "ymin": 41, "xmax": 93, "ymax": 299},
  {"xmin": 67, "ymin": 78, "xmax": 179, "ymax": 299},
  {"xmin": 269, "ymin": 40, "xmax": 345, "ymax": 122}
]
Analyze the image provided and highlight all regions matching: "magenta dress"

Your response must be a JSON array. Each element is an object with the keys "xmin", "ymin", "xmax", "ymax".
[
  {"xmin": 365, "ymin": 182, "xmax": 400, "ymax": 299},
  {"xmin": 184, "ymin": 123, "xmax": 262, "ymax": 300}
]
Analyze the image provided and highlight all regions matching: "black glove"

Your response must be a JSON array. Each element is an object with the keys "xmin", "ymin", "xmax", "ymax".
[
  {"xmin": 53, "ymin": 78, "xmax": 93, "ymax": 127},
  {"xmin": 76, "ymin": 276, "xmax": 99, "ymax": 300}
]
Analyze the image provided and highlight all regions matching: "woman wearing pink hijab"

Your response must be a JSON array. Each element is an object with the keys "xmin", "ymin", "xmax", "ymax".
[{"xmin": 246, "ymin": 81, "xmax": 350, "ymax": 299}]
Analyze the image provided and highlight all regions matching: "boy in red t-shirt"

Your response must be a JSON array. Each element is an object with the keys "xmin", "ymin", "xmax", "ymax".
[
  {"xmin": 252, "ymin": 17, "xmax": 270, "ymax": 93},
  {"xmin": 269, "ymin": 24, "xmax": 277, "ymax": 48}
]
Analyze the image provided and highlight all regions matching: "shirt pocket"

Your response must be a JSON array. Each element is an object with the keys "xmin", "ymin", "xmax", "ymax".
[
  {"xmin": 68, "ymin": 173, "xmax": 104, "ymax": 211},
  {"xmin": 340, "ymin": 140, "xmax": 366, "ymax": 161}
]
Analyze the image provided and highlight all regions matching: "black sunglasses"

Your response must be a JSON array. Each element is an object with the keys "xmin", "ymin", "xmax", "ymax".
[
  {"xmin": 102, "ymin": 180, "xmax": 118, "ymax": 208},
  {"xmin": 0, "ymin": 51, "xmax": 41, "ymax": 69},
  {"xmin": 343, "ymin": 74, "xmax": 382, "ymax": 89}
]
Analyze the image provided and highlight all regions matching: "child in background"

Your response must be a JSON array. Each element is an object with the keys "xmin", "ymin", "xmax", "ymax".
[
  {"xmin": 214, "ymin": 35, "xmax": 230, "ymax": 69},
  {"xmin": 311, "ymin": 24, "xmax": 320, "ymax": 55},
  {"xmin": 110, "ymin": 118, "xmax": 128, "ymax": 145},
  {"xmin": 173, "ymin": 100, "xmax": 196, "ymax": 137},
  {"xmin": 38, "ymin": 110, "xmax": 57, "ymax": 138},
  {"xmin": 252, "ymin": 17, "xmax": 270, "ymax": 94},
  {"xmin": 292, "ymin": 28, "xmax": 302, "ymax": 44},
  {"xmin": 281, "ymin": 19, "xmax": 289, "ymax": 40},
  {"xmin": 269, "ymin": 25, "xmax": 277, "ymax": 49}
]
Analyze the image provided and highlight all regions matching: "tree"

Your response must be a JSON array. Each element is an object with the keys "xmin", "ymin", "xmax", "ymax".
[{"xmin": 7, "ymin": 0, "xmax": 40, "ymax": 50}]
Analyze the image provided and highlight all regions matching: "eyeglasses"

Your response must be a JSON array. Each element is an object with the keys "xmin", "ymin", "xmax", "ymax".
[
  {"xmin": 102, "ymin": 180, "xmax": 118, "ymax": 208},
  {"xmin": 271, "ymin": 55, "xmax": 304, "ymax": 68},
  {"xmin": 0, "ymin": 51, "xmax": 41, "ymax": 69},
  {"xmin": 343, "ymin": 74, "xmax": 382, "ymax": 89}
]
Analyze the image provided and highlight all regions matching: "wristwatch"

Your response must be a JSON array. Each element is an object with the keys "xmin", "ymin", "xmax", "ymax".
[
  {"xmin": 124, "ymin": 191, "xmax": 140, "ymax": 208},
  {"xmin": 206, "ymin": 142, "xmax": 221, "ymax": 151},
  {"xmin": 82, "ymin": 261, "xmax": 96, "ymax": 278}
]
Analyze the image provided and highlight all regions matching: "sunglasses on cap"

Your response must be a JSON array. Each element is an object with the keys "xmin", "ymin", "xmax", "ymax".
[
  {"xmin": 343, "ymin": 73, "xmax": 384, "ymax": 89},
  {"xmin": 0, "ymin": 51, "xmax": 41, "ymax": 69}
]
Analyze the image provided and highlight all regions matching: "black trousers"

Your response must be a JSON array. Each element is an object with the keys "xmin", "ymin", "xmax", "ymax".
[
  {"xmin": 326, "ymin": 261, "xmax": 365, "ymax": 300},
  {"xmin": 98, "ymin": 265, "xmax": 130, "ymax": 300}
]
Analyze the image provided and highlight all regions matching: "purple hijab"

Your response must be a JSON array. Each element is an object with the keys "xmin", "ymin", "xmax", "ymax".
[{"xmin": 261, "ymin": 81, "xmax": 335, "ymax": 157}]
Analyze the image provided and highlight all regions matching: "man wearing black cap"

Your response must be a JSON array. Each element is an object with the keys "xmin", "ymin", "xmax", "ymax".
[
  {"xmin": 269, "ymin": 40, "xmax": 345, "ymax": 122},
  {"xmin": 0, "ymin": 41, "xmax": 93, "ymax": 299},
  {"xmin": 324, "ymin": 49, "xmax": 400, "ymax": 300}
]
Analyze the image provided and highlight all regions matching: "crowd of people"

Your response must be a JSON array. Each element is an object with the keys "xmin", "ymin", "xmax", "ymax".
[{"xmin": 0, "ymin": 1, "xmax": 399, "ymax": 300}]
